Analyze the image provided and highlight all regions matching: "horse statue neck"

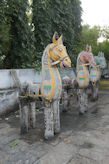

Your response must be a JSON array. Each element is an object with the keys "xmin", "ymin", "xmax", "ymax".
[
  {"xmin": 41, "ymin": 44, "xmax": 62, "ymax": 101},
  {"xmin": 41, "ymin": 32, "xmax": 71, "ymax": 101},
  {"xmin": 77, "ymin": 50, "xmax": 96, "ymax": 72}
]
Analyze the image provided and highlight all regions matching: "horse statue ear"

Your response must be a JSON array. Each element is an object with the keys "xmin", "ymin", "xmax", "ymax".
[
  {"xmin": 101, "ymin": 52, "xmax": 104, "ymax": 57},
  {"xmin": 98, "ymin": 51, "xmax": 101, "ymax": 57},
  {"xmin": 52, "ymin": 32, "xmax": 59, "ymax": 43},
  {"xmin": 89, "ymin": 45, "xmax": 92, "ymax": 52},
  {"xmin": 102, "ymin": 52, "xmax": 104, "ymax": 57},
  {"xmin": 52, "ymin": 32, "xmax": 63, "ymax": 44},
  {"xmin": 98, "ymin": 51, "xmax": 104, "ymax": 57},
  {"xmin": 86, "ymin": 45, "xmax": 92, "ymax": 52}
]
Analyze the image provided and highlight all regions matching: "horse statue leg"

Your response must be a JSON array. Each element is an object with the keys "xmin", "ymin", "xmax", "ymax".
[
  {"xmin": 62, "ymin": 89, "xmax": 68, "ymax": 112},
  {"xmin": 53, "ymin": 100, "xmax": 60, "ymax": 134},
  {"xmin": 28, "ymin": 100, "xmax": 36, "ymax": 129},
  {"xmin": 44, "ymin": 101, "xmax": 54, "ymax": 139},
  {"xmin": 44, "ymin": 99, "xmax": 60, "ymax": 139},
  {"xmin": 19, "ymin": 97, "xmax": 36, "ymax": 134},
  {"xmin": 91, "ymin": 82, "xmax": 99, "ymax": 101},
  {"xmin": 84, "ymin": 89, "xmax": 88, "ymax": 111},
  {"xmin": 77, "ymin": 88, "xmax": 88, "ymax": 114},
  {"xmin": 19, "ymin": 83, "xmax": 37, "ymax": 134},
  {"xmin": 19, "ymin": 97, "xmax": 30, "ymax": 134}
]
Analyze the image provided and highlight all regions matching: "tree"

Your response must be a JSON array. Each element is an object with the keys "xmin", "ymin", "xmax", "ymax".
[
  {"xmin": 32, "ymin": 0, "xmax": 52, "ymax": 68},
  {"xmin": 32, "ymin": 0, "xmax": 82, "ymax": 67},
  {"xmin": 94, "ymin": 41, "xmax": 109, "ymax": 61},
  {"xmin": 101, "ymin": 26, "xmax": 109, "ymax": 40},
  {"xmin": 78, "ymin": 25, "xmax": 100, "ymax": 54},
  {"xmin": 0, "ymin": 0, "xmax": 35, "ymax": 68}
]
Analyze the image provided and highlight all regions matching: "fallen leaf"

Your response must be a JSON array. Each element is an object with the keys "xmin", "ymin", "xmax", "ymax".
[
  {"xmin": 40, "ymin": 139, "xmax": 44, "ymax": 142},
  {"xmin": 64, "ymin": 139, "xmax": 71, "ymax": 144},
  {"xmin": 10, "ymin": 141, "xmax": 19, "ymax": 147}
]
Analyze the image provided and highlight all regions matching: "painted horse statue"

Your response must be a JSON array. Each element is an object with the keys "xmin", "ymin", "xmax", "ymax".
[
  {"xmin": 61, "ymin": 69, "xmax": 77, "ymax": 112},
  {"xmin": 76, "ymin": 45, "xmax": 96, "ymax": 114},
  {"xmin": 90, "ymin": 51, "xmax": 107, "ymax": 101},
  {"xmin": 19, "ymin": 32, "xmax": 71, "ymax": 139}
]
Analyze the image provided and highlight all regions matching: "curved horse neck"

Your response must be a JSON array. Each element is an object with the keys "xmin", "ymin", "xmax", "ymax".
[
  {"xmin": 42, "ymin": 44, "xmax": 51, "ymax": 68},
  {"xmin": 42, "ymin": 44, "xmax": 62, "ymax": 100},
  {"xmin": 76, "ymin": 51, "xmax": 88, "ymax": 72},
  {"xmin": 42, "ymin": 44, "xmax": 60, "ymax": 78}
]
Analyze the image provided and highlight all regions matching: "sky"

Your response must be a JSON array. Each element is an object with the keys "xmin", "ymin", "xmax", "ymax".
[{"xmin": 81, "ymin": 0, "xmax": 109, "ymax": 27}]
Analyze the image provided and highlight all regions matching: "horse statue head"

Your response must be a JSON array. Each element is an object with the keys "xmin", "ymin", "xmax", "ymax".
[
  {"xmin": 94, "ymin": 52, "xmax": 107, "ymax": 69},
  {"xmin": 79, "ymin": 45, "xmax": 96, "ymax": 67},
  {"xmin": 49, "ymin": 32, "xmax": 71, "ymax": 68}
]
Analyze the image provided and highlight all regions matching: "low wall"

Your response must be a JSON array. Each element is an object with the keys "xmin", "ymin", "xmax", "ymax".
[{"xmin": 0, "ymin": 69, "xmax": 41, "ymax": 115}]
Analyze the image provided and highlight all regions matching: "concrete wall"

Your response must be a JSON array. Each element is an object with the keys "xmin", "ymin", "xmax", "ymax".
[{"xmin": 0, "ymin": 69, "xmax": 41, "ymax": 115}]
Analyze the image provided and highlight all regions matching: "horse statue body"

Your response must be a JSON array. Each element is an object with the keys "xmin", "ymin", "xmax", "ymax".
[
  {"xmin": 90, "ymin": 52, "xmax": 107, "ymax": 101},
  {"xmin": 61, "ymin": 45, "xmax": 96, "ymax": 113},
  {"xmin": 19, "ymin": 32, "xmax": 71, "ymax": 139},
  {"xmin": 76, "ymin": 45, "xmax": 96, "ymax": 114}
]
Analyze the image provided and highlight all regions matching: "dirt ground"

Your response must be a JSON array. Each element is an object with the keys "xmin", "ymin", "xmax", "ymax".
[{"xmin": 0, "ymin": 90, "xmax": 109, "ymax": 164}]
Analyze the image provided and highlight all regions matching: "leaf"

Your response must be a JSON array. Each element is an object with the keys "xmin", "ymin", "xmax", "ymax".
[
  {"xmin": 10, "ymin": 141, "xmax": 19, "ymax": 147},
  {"xmin": 36, "ymin": 109, "xmax": 40, "ymax": 112},
  {"xmin": 64, "ymin": 139, "xmax": 71, "ymax": 144},
  {"xmin": 40, "ymin": 139, "xmax": 44, "ymax": 142},
  {"xmin": 0, "ymin": 118, "xmax": 2, "ymax": 121}
]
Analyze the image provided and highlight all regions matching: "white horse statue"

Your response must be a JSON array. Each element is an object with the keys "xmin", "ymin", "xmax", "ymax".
[{"xmin": 19, "ymin": 32, "xmax": 71, "ymax": 139}]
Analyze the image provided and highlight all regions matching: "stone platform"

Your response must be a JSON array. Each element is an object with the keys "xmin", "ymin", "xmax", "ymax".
[{"xmin": 0, "ymin": 90, "xmax": 109, "ymax": 164}]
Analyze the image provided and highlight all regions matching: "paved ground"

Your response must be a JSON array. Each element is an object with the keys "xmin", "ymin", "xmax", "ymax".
[{"xmin": 0, "ymin": 90, "xmax": 109, "ymax": 164}]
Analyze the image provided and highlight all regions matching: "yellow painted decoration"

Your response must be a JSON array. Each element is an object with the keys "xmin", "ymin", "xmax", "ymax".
[
  {"xmin": 41, "ymin": 32, "xmax": 71, "ymax": 100},
  {"xmin": 77, "ymin": 64, "xmax": 89, "ymax": 87}
]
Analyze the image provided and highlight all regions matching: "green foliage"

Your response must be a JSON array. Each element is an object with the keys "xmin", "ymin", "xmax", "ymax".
[
  {"xmin": 101, "ymin": 26, "xmax": 109, "ymax": 40},
  {"xmin": 0, "ymin": 0, "xmax": 82, "ymax": 69},
  {"xmin": 77, "ymin": 25, "xmax": 109, "ymax": 63},
  {"xmin": 0, "ymin": 0, "xmax": 36, "ymax": 69},
  {"xmin": 32, "ymin": 0, "xmax": 82, "ymax": 67},
  {"xmin": 94, "ymin": 41, "xmax": 109, "ymax": 61},
  {"xmin": 78, "ymin": 25, "xmax": 100, "ymax": 53}
]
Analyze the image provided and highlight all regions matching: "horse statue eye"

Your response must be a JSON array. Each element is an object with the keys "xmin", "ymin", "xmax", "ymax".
[{"xmin": 59, "ymin": 48, "xmax": 62, "ymax": 52}]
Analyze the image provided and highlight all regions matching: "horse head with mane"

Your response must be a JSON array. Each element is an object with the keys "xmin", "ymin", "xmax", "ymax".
[
  {"xmin": 49, "ymin": 32, "xmax": 71, "ymax": 68},
  {"xmin": 94, "ymin": 52, "xmax": 107, "ymax": 69},
  {"xmin": 78, "ymin": 45, "xmax": 96, "ymax": 68}
]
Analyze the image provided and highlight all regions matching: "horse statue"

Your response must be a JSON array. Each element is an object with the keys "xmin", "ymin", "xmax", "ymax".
[
  {"xmin": 19, "ymin": 32, "xmax": 71, "ymax": 139},
  {"xmin": 90, "ymin": 51, "xmax": 107, "ymax": 101},
  {"xmin": 76, "ymin": 45, "xmax": 96, "ymax": 114},
  {"xmin": 61, "ymin": 69, "xmax": 77, "ymax": 112},
  {"xmin": 59, "ymin": 48, "xmax": 106, "ymax": 114}
]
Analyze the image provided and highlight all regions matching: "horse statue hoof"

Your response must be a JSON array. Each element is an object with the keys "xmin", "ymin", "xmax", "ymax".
[
  {"xmin": 62, "ymin": 108, "xmax": 67, "ymax": 112},
  {"xmin": 45, "ymin": 133, "xmax": 54, "ymax": 140},
  {"xmin": 79, "ymin": 111, "xmax": 85, "ymax": 115},
  {"xmin": 54, "ymin": 129, "xmax": 60, "ymax": 134}
]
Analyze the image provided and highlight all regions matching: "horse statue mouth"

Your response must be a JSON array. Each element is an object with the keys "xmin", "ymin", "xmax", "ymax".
[{"xmin": 60, "ymin": 61, "xmax": 71, "ymax": 69}]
